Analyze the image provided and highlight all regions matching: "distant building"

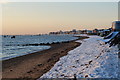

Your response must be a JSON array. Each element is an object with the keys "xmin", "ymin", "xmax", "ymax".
[
  {"xmin": 93, "ymin": 29, "xmax": 98, "ymax": 33},
  {"xmin": 49, "ymin": 27, "xmax": 113, "ymax": 36},
  {"xmin": 112, "ymin": 21, "xmax": 120, "ymax": 31},
  {"xmin": 72, "ymin": 29, "xmax": 77, "ymax": 32},
  {"xmin": 76, "ymin": 30, "xmax": 82, "ymax": 34},
  {"xmin": 86, "ymin": 30, "xmax": 93, "ymax": 34}
]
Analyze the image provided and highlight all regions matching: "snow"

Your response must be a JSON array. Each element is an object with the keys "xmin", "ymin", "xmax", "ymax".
[
  {"xmin": 103, "ymin": 31, "xmax": 119, "ymax": 43},
  {"xmin": 38, "ymin": 35, "xmax": 119, "ymax": 79}
]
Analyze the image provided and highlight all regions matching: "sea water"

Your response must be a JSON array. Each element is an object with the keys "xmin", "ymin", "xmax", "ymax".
[{"xmin": 1, "ymin": 34, "xmax": 78, "ymax": 60}]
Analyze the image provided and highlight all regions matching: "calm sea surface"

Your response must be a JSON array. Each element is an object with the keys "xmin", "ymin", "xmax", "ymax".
[{"xmin": 1, "ymin": 34, "xmax": 78, "ymax": 60}]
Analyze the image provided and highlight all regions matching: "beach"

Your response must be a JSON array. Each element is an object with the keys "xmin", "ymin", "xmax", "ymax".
[
  {"xmin": 39, "ymin": 35, "xmax": 119, "ymax": 79},
  {"xmin": 1, "ymin": 2, "xmax": 119, "ymax": 80},
  {"xmin": 2, "ymin": 36, "xmax": 88, "ymax": 80}
]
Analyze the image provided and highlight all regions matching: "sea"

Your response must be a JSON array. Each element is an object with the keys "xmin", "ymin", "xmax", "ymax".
[{"xmin": 1, "ymin": 34, "xmax": 78, "ymax": 60}]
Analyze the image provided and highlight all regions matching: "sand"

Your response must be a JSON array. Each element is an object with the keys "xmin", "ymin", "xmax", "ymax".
[{"xmin": 2, "ymin": 36, "xmax": 88, "ymax": 80}]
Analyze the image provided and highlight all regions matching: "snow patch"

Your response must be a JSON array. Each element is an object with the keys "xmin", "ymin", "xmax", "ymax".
[{"xmin": 38, "ymin": 36, "xmax": 119, "ymax": 79}]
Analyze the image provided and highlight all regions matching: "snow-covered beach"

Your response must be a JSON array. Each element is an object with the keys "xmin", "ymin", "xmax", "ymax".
[
  {"xmin": 2, "ymin": 36, "xmax": 85, "ymax": 79},
  {"xmin": 39, "ymin": 35, "xmax": 119, "ymax": 79}
]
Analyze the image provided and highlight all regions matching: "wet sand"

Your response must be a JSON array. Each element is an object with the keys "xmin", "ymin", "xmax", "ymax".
[{"xmin": 2, "ymin": 36, "xmax": 88, "ymax": 80}]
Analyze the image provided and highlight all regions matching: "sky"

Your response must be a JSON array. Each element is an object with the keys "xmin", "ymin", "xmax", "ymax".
[{"xmin": 1, "ymin": 2, "xmax": 118, "ymax": 35}]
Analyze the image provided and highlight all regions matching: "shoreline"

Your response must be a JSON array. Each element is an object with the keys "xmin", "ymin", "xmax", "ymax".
[
  {"xmin": 2, "ymin": 36, "xmax": 88, "ymax": 80},
  {"xmin": 39, "ymin": 36, "xmax": 119, "ymax": 79}
]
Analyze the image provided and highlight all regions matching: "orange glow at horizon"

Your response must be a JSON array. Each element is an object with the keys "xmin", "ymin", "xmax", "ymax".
[{"xmin": 2, "ymin": 2, "xmax": 118, "ymax": 35}]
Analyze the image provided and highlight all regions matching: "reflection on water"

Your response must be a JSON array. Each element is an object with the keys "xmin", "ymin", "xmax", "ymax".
[{"xmin": 1, "ymin": 34, "xmax": 78, "ymax": 60}]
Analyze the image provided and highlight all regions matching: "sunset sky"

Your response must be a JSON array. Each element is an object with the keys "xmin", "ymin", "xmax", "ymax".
[{"xmin": 1, "ymin": 2, "xmax": 118, "ymax": 35}]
